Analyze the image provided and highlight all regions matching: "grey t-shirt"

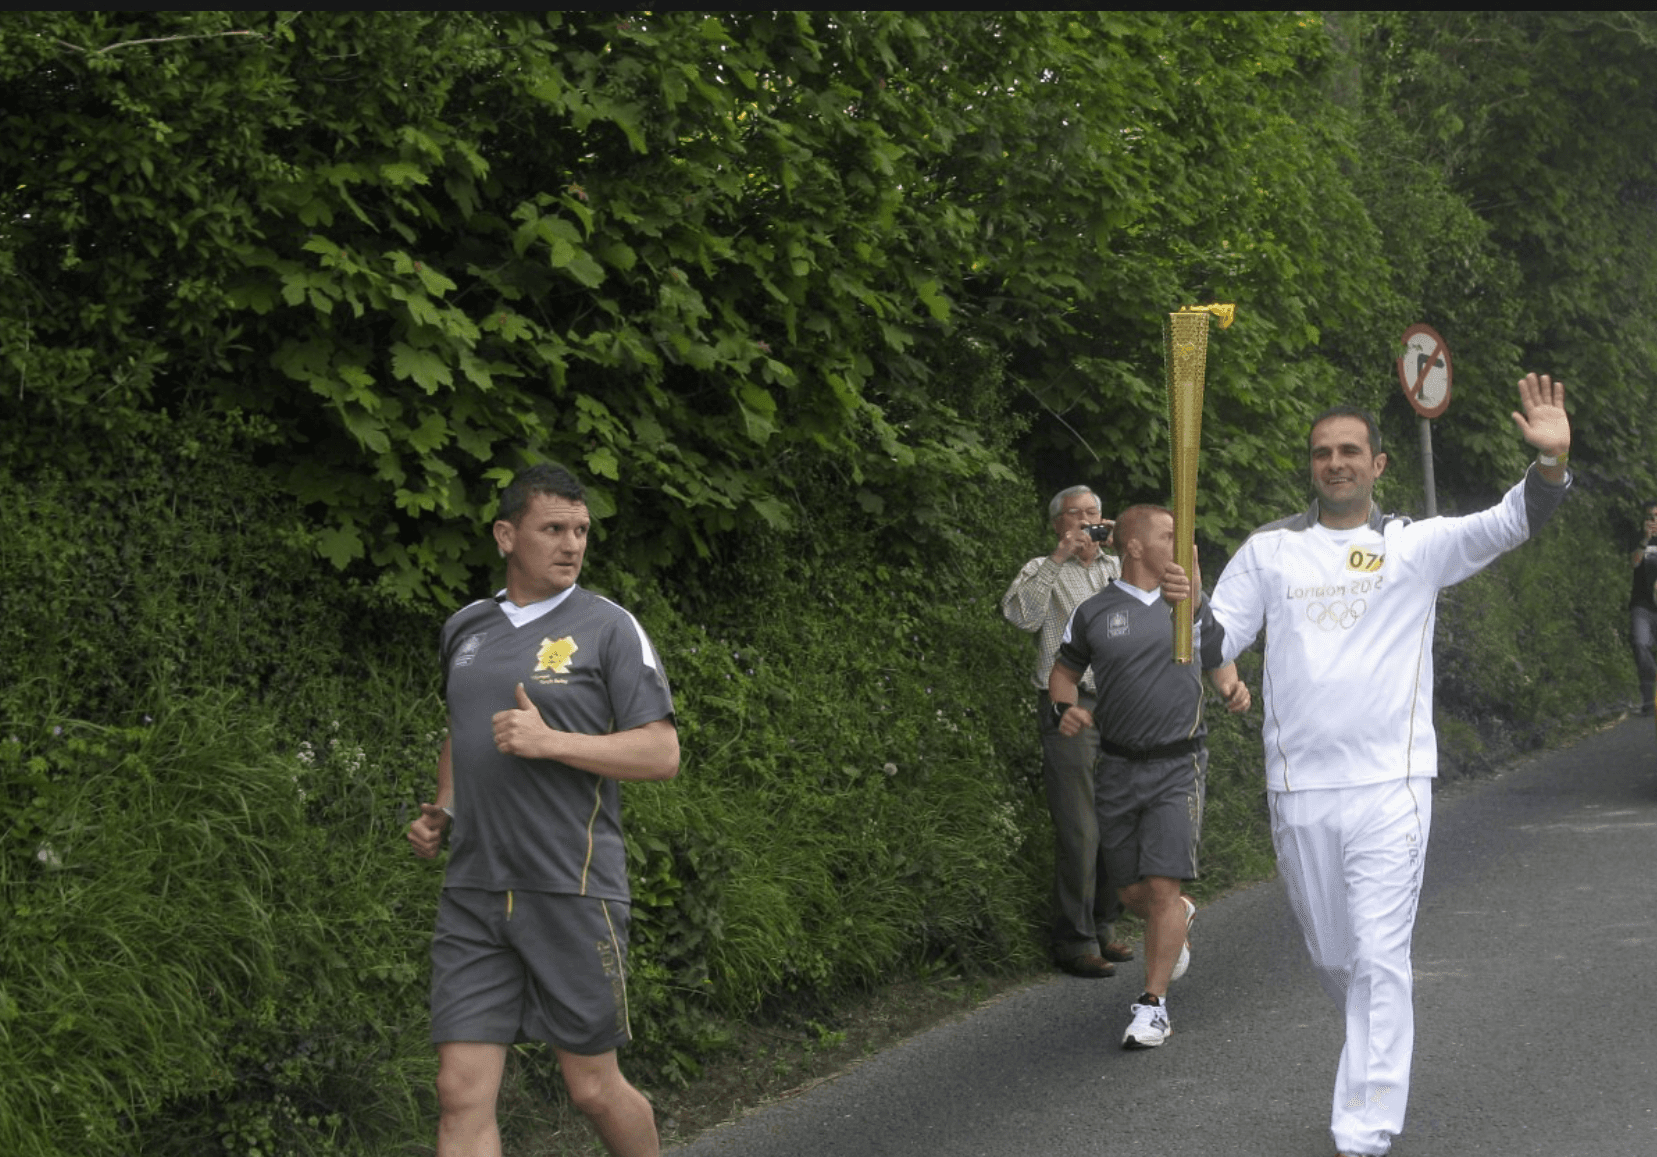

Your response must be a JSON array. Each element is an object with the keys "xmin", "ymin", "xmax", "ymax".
[
  {"xmin": 439, "ymin": 585, "xmax": 675, "ymax": 901},
  {"xmin": 1055, "ymin": 581, "xmax": 1224, "ymax": 752}
]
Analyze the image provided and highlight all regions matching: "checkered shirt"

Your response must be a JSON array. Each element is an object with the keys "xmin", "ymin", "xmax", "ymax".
[{"xmin": 1001, "ymin": 551, "xmax": 1121, "ymax": 692}]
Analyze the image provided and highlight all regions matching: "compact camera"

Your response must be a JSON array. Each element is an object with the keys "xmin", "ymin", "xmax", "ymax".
[{"xmin": 1084, "ymin": 522, "xmax": 1115, "ymax": 543}]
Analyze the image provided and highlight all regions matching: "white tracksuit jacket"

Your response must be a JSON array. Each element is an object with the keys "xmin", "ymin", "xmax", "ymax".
[{"xmin": 1210, "ymin": 466, "xmax": 1570, "ymax": 792}]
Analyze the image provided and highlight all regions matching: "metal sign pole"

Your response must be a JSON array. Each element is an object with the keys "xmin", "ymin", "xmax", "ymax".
[{"xmin": 1419, "ymin": 415, "xmax": 1437, "ymax": 518}]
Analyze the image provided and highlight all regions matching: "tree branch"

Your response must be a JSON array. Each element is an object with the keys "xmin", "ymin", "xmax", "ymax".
[{"xmin": 49, "ymin": 30, "xmax": 260, "ymax": 56}]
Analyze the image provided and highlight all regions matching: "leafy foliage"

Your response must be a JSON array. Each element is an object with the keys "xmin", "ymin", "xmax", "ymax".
[
  {"xmin": 14, "ymin": 11, "xmax": 1610, "ymax": 603},
  {"xmin": 1, "ymin": 11, "xmax": 1025, "ymax": 604},
  {"xmin": 1435, "ymin": 488, "xmax": 1632, "ymax": 768},
  {"xmin": 1355, "ymin": 11, "xmax": 1657, "ymax": 503},
  {"xmin": 3, "ymin": 10, "xmax": 1654, "ymax": 1156}
]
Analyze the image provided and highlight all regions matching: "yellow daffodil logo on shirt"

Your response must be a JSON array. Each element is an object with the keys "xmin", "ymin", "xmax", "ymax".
[{"xmin": 536, "ymin": 636, "xmax": 578, "ymax": 675}]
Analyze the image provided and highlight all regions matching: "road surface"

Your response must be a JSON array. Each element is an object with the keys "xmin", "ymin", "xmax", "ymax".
[{"xmin": 670, "ymin": 716, "xmax": 1657, "ymax": 1156}]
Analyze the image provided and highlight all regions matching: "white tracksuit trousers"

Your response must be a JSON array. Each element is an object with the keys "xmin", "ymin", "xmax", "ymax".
[{"xmin": 1271, "ymin": 778, "xmax": 1432, "ymax": 1157}]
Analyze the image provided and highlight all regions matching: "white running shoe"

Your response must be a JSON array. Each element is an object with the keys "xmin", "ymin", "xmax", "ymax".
[
  {"xmin": 1168, "ymin": 895, "xmax": 1196, "ymax": 982},
  {"xmin": 1121, "ymin": 1000, "xmax": 1171, "ymax": 1049}
]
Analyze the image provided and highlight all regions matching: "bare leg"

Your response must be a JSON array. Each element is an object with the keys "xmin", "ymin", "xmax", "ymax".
[
  {"xmin": 1118, "ymin": 876, "xmax": 1187, "ymax": 996},
  {"xmin": 435, "ymin": 1041, "xmax": 508, "ymax": 1157},
  {"xmin": 556, "ymin": 1048, "xmax": 660, "ymax": 1157}
]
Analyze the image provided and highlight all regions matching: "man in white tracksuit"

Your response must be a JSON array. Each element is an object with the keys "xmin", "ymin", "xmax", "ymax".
[{"xmin": 1167, "ymin": 374, "xmax": 1571, "ymax": 1157}]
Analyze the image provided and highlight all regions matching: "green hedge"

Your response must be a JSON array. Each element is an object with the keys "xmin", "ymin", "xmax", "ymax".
[
  {"xmin": 1435, "ymin": 483, "xmax": 1633, "ymax": 774},
  {"xmin": 0, "ymin": 427, "xmax": 438, "ymax": 1155},
  {"xmin": 0, "ymin": 429, "xmax": 1059, "ymax": 1152}
]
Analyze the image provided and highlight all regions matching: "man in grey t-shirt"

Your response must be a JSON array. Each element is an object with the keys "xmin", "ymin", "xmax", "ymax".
[
  {"xmin": 1050, "ymin": 505, "xmax": 1248, "ymax": 1051},
  {"xmin": 408, "ymin": 463, "xmax": 678, "ymax": 1157}
]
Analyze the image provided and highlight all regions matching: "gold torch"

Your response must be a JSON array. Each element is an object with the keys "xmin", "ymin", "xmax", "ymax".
[{"xmin": 1164, "ymin": 303, "xmax": 1235, "ymax": 663}]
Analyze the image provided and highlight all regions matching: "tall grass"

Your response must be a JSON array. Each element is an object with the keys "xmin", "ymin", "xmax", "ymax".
[
  {"xmin": 0, "ymin": 705, "xmax": 286, "ymax": 1155},
  {"xmin": 0, "ymin": 688, "xmax": 452, "ymax": 1157}
]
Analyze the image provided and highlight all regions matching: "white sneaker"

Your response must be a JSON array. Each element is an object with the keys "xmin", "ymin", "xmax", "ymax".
[
  {"xmin": 1122, "ymin": 999, "xmax": 1171, "ymax": 1049},
  {"xmin": 1168, "ymin": 896, "xmax": 1196, "ymax": 982}
]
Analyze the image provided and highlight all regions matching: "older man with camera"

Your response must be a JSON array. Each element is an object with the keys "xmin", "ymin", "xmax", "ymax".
[{"xmin": 1001, "ymin": 485, "xmax": 1133, "ymax": 977}]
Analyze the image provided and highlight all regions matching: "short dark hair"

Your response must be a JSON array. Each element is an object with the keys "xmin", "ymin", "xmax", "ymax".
[
  {"xmin": 1309, "ymin": 406, "xmax": 1383, "ymax": 457},
  {"xmin": 497, "ymin": 463, "xmax": 586, "ymax": 525},
  {"xmin": 1643, "ymin": 500, "xmax": 1657, "ymax": 515},
  {"xmin": 1113, "ymin": 503, "xmax": 1172, "ymax": 550}
]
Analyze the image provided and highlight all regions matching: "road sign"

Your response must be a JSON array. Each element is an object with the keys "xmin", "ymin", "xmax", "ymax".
[{"xmin": 1397, "ymin": 324, "xmax": 1452, "ymax": 418}]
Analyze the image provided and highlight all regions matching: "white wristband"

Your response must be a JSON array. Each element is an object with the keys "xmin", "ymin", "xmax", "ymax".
[{"xmin": 1538, "ymin": 451, "xmax": 1567, "ymax": 467}]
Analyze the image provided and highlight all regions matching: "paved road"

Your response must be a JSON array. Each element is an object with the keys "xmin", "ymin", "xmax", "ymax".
[{"xmin": 669, "ymin": 717, "xmax": 1657, "ymax": 1156}]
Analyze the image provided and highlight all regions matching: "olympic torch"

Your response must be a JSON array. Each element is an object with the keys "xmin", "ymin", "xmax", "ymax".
[{"xmin": 1164, "ymin": 303, "xmax": 1235, "ymax": 663}]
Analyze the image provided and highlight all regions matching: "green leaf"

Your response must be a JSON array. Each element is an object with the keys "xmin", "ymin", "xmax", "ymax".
[
  {"xmin": 379, "ymin": 161, "xmax": 429, "ymax": 187},
  {"xmin": 914, "ymin": 277, "xmax": 950, "ymax": 322},
  {"xmin": 739, "ymin": 383, "xmax": 777, "ymax": 416},
  {"xmin": 749, "ymin": 495, "xmax": 792, "ymax": 528},
  {"xmin": 389, "ymin": 343, "xmax": 454, "ymax": 393},
  {"xmin": 407, "ymin": 411, "xmax": 450, "ymax": 453},
  {"xmin": 564, "ymin": 251, "xmax": 606, "ymax": 288},
  {"xmin": 739, "ymin": 403, "xmax": 778, "ymax": 444},
  {"xmin": 316, "ymin": 524, "xmax": 364, "ymax": 568},
  {"xmin": 338, "ymin": 407, "xmax": 390, "ymax": 454},
  {"xmin": 415, "ymin": 264, "xmax": 457, "ymax": 297}
]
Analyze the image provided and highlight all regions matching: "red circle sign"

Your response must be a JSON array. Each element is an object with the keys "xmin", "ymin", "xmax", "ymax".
[{"xmin": 1397, "ymin": 324, "xmax": 1452, "ymax": 418}]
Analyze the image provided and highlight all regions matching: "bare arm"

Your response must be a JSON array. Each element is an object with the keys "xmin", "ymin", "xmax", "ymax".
[
  {"xmin": 492, "ymin": 684, "xmax": 680, "ymax": 781},
  {"xmin": 1047, "ymin": 661, "xmax": 1094, "ymax": 737},
  {"xmin": 408, "ymin": 732, "xmax": 453, "ymax": 859},
  {"xmin": 1205, "ymin": 663, "xmax": 1251, "ymax": 713}
]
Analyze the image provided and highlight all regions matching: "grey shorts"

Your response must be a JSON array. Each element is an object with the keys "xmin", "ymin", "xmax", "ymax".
[
  {"xmin": 431, "ymin": 888, "xmax": 633, "ymax": 1055},
  {"xmin": 1094, "ymin": 747, "xmax": 1206, "ymax": 884}
]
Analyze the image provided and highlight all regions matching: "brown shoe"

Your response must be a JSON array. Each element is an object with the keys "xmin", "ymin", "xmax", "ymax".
[
  {"xmin": 1100, "ymin": 941, "xmax": 1135, "ymax": 963},
  {"xmin": 1056, "ymin": 953, "xmax": 1116, "ymax": 978}
]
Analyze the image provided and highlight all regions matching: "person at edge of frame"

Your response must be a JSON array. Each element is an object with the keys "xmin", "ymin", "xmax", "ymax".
[
  {"xmin": 1001, "ymin": 485, "xmax": 1135, "ymax": 978},
  {"xmin": 408, "ymin": 462, "xmax": 680, "ymax": 1157},
  {"xmin": 1164, "ymin": 374, "xmax": 1571, "ymax": 1157},
  {"xmin": 1627, "ymin": 498, "xmax": 1657, "ymax": 713},
  {"xmin": 1048, "ymin": 503, "xmax": 1251, "ymax": 1050}
]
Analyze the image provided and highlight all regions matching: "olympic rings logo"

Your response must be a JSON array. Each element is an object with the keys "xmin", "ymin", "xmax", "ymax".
[{"xmin": 1306, "ymin": 598, "xmax": 1367, "ymax": 631}]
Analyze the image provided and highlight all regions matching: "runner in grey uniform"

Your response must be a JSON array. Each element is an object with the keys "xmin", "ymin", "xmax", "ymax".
[
  {"xmin": 1049, "ymin": 504, "xmax": 1249, "ymax": 1050},
  {"xmin": 408, "ymin": 463, "xmax": 677, "ymax": 1157},
  {"xmin": 438, "ymin": 587, "xmax": 672, "ymax": 902}
]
